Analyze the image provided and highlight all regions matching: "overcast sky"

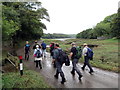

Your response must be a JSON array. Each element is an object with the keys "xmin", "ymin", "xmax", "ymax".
[{"xmin": 39, "ymin": 0, "xmax": 119, "ymax": 34}]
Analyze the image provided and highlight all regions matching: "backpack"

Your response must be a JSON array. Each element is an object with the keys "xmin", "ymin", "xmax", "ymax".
[
  {"xmin": 57, "ymin": 49, "xmax": 70, "ymax": 66},
  {"xmin": 41, "ymin": 43, "xmax": 46, "ymax": 50},
  {"xmin": 75, "ymin": 46, "xmax": 82, "ymax": 59},
  {"xmin": 35, "ymin": 49, "xmax": 42, "ymax": 58},
  {"xmin": 86, "ymin": 48, "xmax": 94, "ymax": 60},
  {"xmin": 50, "ymin": 44, "xmax": 54, "ymax": 51},
  {"xmin": 65, "ymin": 55, "xmax": 70, "ymax": 66}
]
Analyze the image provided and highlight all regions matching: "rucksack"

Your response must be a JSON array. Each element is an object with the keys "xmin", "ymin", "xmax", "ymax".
[
  {"xmin": 57, "ymin": 49, "xmax": 70, "ymax": 66},
  {"xmin": 41, "ymin": 43, "xmax": 46, "ymax": 50},
  {"xmin": 86, "ymin": 48, "xmax": 94, "ymax": 60},
  {"xmin": 75, "ymin": 46, "xmax": 82, "ymax": 59},
  {"xmin": 65, "ymin": 55, "xmax": 70, "ymax": 66},
  {"xmin": 50, "ymin": 44, "xmax": 54, "ymax": 51},
  {"xmin": 35, "ymin": 49, "xmax": 42, "ymax": 58}
]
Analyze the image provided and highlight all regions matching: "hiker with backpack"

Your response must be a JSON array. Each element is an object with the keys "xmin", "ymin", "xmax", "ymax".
[
  {"xmin": 33, "ymin": 40, "xmax": 41, "ymax": 62},
  {"xmin": 69, "ymin": 42, "xmax": 83, "ymax": 80},
  {"xmin": 50, "ymin": 42, "xmax": 56, "ymax": 67},
  {"xmin": 52, "ymin": 44, "xmax": 66, "ymax": 84},
  {"xmin": 24, "ymin": 41, "xmax": 30, "ymax": 60},
  {"xmin": 41, "ymin": 41, "xmax": 47, "ymax": 58},
  {"xmin": 33, "ymin": 45, "xmax": 43, "ymax": 69},
  {"xmin": 81, "ymin": 43, "xmax": 94, "ymax": 74},
  {"xmin": 33, "ymin": 40, "xmax": 40, "ymax": 50},
  {"xmin": 50, "ymin": 42, "xmax": 55, "ymax": 58}
]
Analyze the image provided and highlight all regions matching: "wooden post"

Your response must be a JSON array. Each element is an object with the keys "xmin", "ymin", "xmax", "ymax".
[{"xmin": 18, "ymin": 56, "xmax": 23, "ymax": 76}]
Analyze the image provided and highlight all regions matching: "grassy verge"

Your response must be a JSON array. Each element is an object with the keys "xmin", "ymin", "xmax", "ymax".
[
  {"xmin": 2, "ymin": 39, "xmax": 52, "ymax": 88},
  {"xmin": 43, "ymin": 38, "xmax": 119, "ymax": 72},
  {"xmin": 2, "ymin": 70, "xmax": 52, "ymax": 88}
]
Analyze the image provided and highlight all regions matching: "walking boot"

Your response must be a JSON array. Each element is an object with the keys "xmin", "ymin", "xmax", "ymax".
[
  {"xmin": 40, "ymin": 67, "xmax": 42, "ymax": 69},
  {"xmin": 54, "ymin": 75, "xmax": 58, "ymax": 79},
  {"xmin": 81, "ymin": 67, "xmax": 84, "ymax": 71},
  {"xmin": 89, "ymin": 71, "xmax": 94, "ymax": 75},
  {"xmin": 78, "ymin": 75, "xmax": 83, "ymax": 81},
  {"xmin": 71, "ymin": 71, "xmax": 75, "ymax": 76},
  {"xmin": 61, "ymin": 78, "xmax": 66, "ymax": 84}
]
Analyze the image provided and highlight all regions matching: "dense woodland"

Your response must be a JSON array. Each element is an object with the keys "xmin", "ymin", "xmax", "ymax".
[
  {"xmin": 2, "ymin": 2, "xmax": 50, "ymax": 42},
  {"xmin": 76, "ymin": 8, "xmax": 120, "ymax": 39}
]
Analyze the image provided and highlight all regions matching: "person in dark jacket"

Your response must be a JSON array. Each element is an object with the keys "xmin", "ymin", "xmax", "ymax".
[
  {"xmin": 24, "ymin": 41, "xmax": 30, "ymax": 60},
  {"xmin": 70, "ymin": 42, "xmax": 83, "ymax": 80},
  {"xmin": 50, "ymin": 42, "xmax": 56, "ymax": 67},
  {"xmin": 33, "ymin": 40, "xmax": 40, "ymax": 62},
  {"xmin": 52, "ymin": 44, "xmax": 66, "ymax": 84},
  {"xmin": 41, "ymin": 41, "xmax": 47, "ymax": 58},
  {"xmin": 50, "ymin": 42, "xmax": 55, "ymax": 58},
  {"xmin": 33, "ymin": 40, "xmax": 40, "ymax": 50}
]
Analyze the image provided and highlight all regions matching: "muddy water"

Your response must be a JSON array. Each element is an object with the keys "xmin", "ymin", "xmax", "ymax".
[{"xmin": 16, "ymin": 40, "xmax": 118, "ymax": 88}]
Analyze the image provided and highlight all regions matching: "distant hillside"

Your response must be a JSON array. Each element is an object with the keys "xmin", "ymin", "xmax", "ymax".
[
  {"xmin": 42, "ymin": 33, "xmax": 76, "ymax": 39},
  {"xmin": 67, "ymin": 34, "xmax": 76, "ymax": 38}
]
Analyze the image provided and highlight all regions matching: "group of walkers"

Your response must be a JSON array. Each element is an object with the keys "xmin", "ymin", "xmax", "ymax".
[
  {"xmin": 24, "ymin": 40, "xmax": 47, "ymax": 69},
  {"xmin": 24, "ymin": 40, "xmax": 94, "ymax": 84}
]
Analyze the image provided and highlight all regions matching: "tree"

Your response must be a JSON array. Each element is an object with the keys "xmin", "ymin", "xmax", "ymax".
[
  {"xmin": 76, "ymin": 13, "xmax": 117, "ymax": 39},
  {"xmin": 2, "ymin": 2, "xmax": 50, "ymax": 41},
  {"xmin": 111, "ymin": 8, "xmax": 120, "ymax": 39}
]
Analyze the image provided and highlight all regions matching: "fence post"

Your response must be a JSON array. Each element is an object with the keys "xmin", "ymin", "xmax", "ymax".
[{"xmin": 18, "ymin": 56, "xmax": 23, "ymax": 76}]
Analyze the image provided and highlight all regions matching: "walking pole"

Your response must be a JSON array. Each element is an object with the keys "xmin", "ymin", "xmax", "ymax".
[{"xmin": 18, "ymin": 56, "xmax": 23, "ymax": 76}]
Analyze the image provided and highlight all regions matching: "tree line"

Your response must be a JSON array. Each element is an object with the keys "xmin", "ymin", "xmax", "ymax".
[
  {"xmin": 2, "ymin": 2, "xmax": 50, "ymax": 43},
  {"xmin": 42, "ymin": 33, "xmax": 74, "ymax": 39},
  {"xmin": 76, "ymin": 8, "xmax": 120, "ymax": 39}
]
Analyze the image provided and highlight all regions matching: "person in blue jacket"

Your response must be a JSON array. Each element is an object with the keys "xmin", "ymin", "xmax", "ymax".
[{"xmin": 41, "ymin": 41, "xmax": 47, "ymax": 58}]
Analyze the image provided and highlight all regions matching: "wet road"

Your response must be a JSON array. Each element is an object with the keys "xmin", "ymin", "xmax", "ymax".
[{"xmin": 17, "ymin": 48, "xmax": 118, "ymax": 88}]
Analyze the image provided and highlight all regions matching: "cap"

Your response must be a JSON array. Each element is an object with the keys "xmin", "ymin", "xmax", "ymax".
[
  {"xmin": 71, "ymin": 42, "xmax": 76, "ymax": 45},
  {"xmin": 83, "ymin": 43, "xmax": 88, "ymax": 46},
  {"xmin": 35, "ymin": 40, "xmax": 37, "ymax": 43}
]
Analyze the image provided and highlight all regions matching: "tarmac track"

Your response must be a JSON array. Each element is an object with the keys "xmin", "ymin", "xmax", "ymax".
[{"xmin": 16, "ymin": 45, "xmax": 118, "ymax": 88}]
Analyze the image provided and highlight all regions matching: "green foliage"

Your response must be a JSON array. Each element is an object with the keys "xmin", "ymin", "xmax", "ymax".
[
  {"xmin": 93, "ymin": 22, "xmax": 111, "ymax": 37},
  {"xmin": 2, "ymin": 2, "xmax": 50, "ymax": 41},
  {"xmin": 76, "ymin": 13, "xmax": 118, "ymax": 39},
  {"xmin": 111, "ymin": 8, "xmax": 120, "ymax": 39},
  {"xmin": 2, "ymin": 16, "xmax": 19, "ymax": 40},
  {"xmin": 2, "ymin": 4, "xmax": 20, "ymax": 40},
  {"xmin": 76, "ymin": 28, "xmax": 97, "ymax": 39}
]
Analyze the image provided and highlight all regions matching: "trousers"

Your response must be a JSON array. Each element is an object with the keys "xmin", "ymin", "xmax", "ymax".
[
  {"xmin": 55, "ymin": 61, "xmax": 65, "ymax": 79},
  {"xmin": 71, "ymin": 58, "xmax": 82, "ymax": 76},
  {"xmin": 82, "ymin": 56, "xmax": 93, "ymax": 72}
]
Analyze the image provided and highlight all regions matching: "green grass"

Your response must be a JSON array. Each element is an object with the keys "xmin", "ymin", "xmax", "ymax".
[
  {"xmin": 2, "ymin": 39, "xmax": 52, "ymax": 89},
  {"xmin": 43, "ymin": 38, "xmax": 119, "ymax": 72},
  {"xmin": 2, "ymin": 70, "xmax": 52, "ymax": 88}
]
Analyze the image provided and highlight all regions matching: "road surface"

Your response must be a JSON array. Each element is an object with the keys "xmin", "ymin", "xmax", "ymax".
[{"xmin": 16, "ymin": 46, "xmax": 118, "ymax": 88}]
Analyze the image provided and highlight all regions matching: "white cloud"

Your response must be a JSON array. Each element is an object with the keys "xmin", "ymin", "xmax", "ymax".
[{"xmin": 39, "ymin": 0, "xmax": 119, "ymax": 34}]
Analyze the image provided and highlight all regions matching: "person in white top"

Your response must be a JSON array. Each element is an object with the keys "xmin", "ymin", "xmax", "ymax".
[
  {"xmin": 81, "ymin": 43, "xmax": 94, "ymax": 74},
  {"xmin": 34, "ymin": 45, "xmax": 43, "ymax": 69}
]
